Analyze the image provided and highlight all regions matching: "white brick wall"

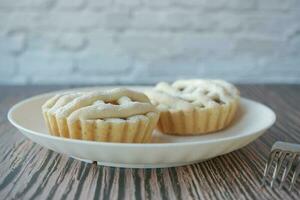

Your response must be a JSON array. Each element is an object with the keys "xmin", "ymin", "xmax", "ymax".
[{"xmin": 0, "ymin": 0, "xmax": 300, "ymax": 85}]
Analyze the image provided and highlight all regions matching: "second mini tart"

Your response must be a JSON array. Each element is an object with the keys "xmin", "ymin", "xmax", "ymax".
[
  {"xmin": 42, "ymin": 88, "xmax": 160, "ymax": 143},
  {"xmin": 145, "ymin": 79, "xmax": 240, "ymax": 135}
]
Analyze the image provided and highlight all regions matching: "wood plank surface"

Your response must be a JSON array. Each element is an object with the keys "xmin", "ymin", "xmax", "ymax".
[{"xmin": 0, "ymin": 85, "xmax": 300, "ymax": 200}]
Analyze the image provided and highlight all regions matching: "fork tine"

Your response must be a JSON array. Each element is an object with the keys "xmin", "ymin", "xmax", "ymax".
[
  {"xmin": 279, "ymin": 154, "xmax": 297, "ymax": 189},
  {"xmin": 262, "ymin": 150, "xmax": 278, "ymax": 187},
  {"xmin": 290, "ymin": 159, "xmax": 300, "ymax": 191},
  {"xmin": 271, "ymin": 152, "xmax": 286, "ymax": 188}
]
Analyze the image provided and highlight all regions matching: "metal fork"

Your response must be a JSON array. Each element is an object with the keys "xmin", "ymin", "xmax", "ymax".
[{"xmin": 262, "ymin": 141, "xmax": 300, "ymax": 190}]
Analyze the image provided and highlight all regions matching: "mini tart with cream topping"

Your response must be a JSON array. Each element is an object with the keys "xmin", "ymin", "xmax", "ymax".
[
  {"xmin": 145, "ymin": 79, "xmax": 240, "ymax": 135},
  {"xmin": 42, "ymin": 88, "xmax": 159, "ymax": 143}
]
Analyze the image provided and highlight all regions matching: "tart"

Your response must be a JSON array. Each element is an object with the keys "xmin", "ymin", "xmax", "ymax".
[
  {"xmin": 145, "ymin": 79, "xmax": 240, "ymax": 135},
  {"xmin": 42, "ymin": 88, "xmax": 160, "ymax": 143}
]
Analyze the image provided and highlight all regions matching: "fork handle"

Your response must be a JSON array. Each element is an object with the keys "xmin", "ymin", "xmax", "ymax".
[{"xmin": 272, "ymin": 141, "xmax": 300, "ymax": 153}]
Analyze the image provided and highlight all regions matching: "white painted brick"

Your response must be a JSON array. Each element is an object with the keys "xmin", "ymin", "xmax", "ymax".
[
  {"xmin": 115, "ymin": 65, "xmax": 146, "ymax": 83},
  {"xmin": 288, "ymin": 35, "xmax": 300, "ymax": 55},
  {"xmin": 113, "ymin": 0, "xmax": 141, "ymax": 7},
  {"xmin": 84, "ymin": 30, "xmax": 116, "ymax": 46},
  {"xmin": 0, "ymin": 75, "xmax": 28, "ymax": 85},
  {"xmin": 215, "ymin": 13, "xmax": 242, "ymax": 32},
  {"xmin": 255, "ymin": 57, "xmax": 300, "ymax": 83},
  {"xmin": 105, "ymin": 11, "xmax": 131, "ymax": 30},
  {"xmin": 35, "ymin": 12, "xmax": 105, "ymax": 30},
  {"xmin": 76, "ymin": 52, "xmax": 132, "ymax": 75},
  {"xmin": 0, "ymin": 0, "xmax": 300, "ymax": 84},
  {"xmin": 226, "ymin": 0, "xmax": 257, "ymax": 10},
  {"xmin": 18, "ymin": 51, "xmax": 73, "ymax": 76},
  {"xmin": 118, "ymin": 32, "xmax": 235, "ymax": 65},
  {"xmin": 258, "ymin": 0, "xmax": 295, "ymax": 11},
  {"xmin": 142, "ymin": 0, "xmax": 171, "ymax": 8},
  {"xmin": 54, "ymin": 0, "xmax": 86, "ymax": 10},
  {"xmin": 208, "ymin": 59, "xmax": 260, "ymax": 75},
  {"xmin": 173, "ymin": 33, "xmax": 235, "ymax": 58},
  {"xmin": 0, "ymin": 29, "xmax": 27, "ymax": 55},
  {"xmin": 31, "ymin": 74, "xmax": 119, "ymax": 85},
  {"xmin": 26, "ymin": 31, "xmax": 57, "ymax": 52},
  {"xmin": 258, "ymin": 56, "xmax": 300, "ymax": 73},
  {"xmin": 202, "ymin": 0, "xmax": 226, "ymax": 10},
  {"xmin": 195, "ymin": 16, "xmax": 219, "ymax": 32},
  {"xmin": 233, "ymin": 37, "xmax": 283, "ymax": 57},
  {"xmin": 242, "ymin": 14, "xmax": 295, "ymax": 38},
  {"xmin": 0, "ymin": 12, "xmax": 40, "ymax": 29},
  {"xmin": 76, "ymin": 38, "xmax": 132, "ymax": 75},
  {"xmin": 0, "ymin": 11, "xmax": 104, "ymax": 30},
  {"xmin": 172, "ymin": 0, "xmax": 204, "ymax": 7},
  {"xmin": 123, "ymin": 65, "xmax": 158, "ymax": 84},
  {"xmin": 131, "ymin": 10, "xmax": 165, "ymax": 30},
  {"xmin": 55, "ymin": 33, "xmax": 87, "ymax": 52},
  {"xmin": 88, "ymin": 0, "xmax": 112, "ymax": 9},
  {"xmin": 117, "ymin": 32, "xmax": 178, "ymax": 60},
  {"xmin": 163, "ymin": 11, "xmax": 216, "ymax": 31},
  {"xmin": 83, "ymin": 30, "xmax": 118, "ymax": 54},
  {"xmin": 146, "ymin": 56, "xmax": 202, "ymax": 77},
  {"xmin": 200, "ymin": 56, "xmax": 297, "ymax": 83},
  {"xmin": 76, "ymin": 30, "xmax": 132, "ymax": 74},
  {"xmin": 163, "ymin": 10, "xmax": 198, "ymax": 30},
  {"xmin": 0, "ymin": 0, "xmax": 55, "ymax": 10},
  {"xmin": 200, "ymin": 56, "xmax": 260, "ymax": 77},
  {"xmin": 0, "ymin": 54, "xmax": 17, "ymax": 77},
  {"xmin": 290, "ymin": 0, "xmax": 300, "ymax": 11}
]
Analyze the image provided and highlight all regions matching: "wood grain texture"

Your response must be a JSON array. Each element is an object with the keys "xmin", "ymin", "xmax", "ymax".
[{"xmin": 0, "ymin": 85, "xmax": 300, "ymax": 200}]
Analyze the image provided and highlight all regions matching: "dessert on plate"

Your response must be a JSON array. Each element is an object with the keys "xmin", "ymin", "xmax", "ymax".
[
  {"xmin": 145, "ymin": 79, "xmax": 240, "ymax": 135},
  {"xmin": 42, "ymin": 88, "xmax": 160, "ymax": 143}
]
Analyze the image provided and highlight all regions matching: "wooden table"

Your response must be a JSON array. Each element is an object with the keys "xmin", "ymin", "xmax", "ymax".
[{"xmin": 0, "ymin": 85, "xmax": 300, "ymax": 200}]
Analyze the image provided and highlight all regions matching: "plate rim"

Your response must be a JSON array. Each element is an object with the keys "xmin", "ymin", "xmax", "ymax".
[{"xmin": 7, "ymin": 86, "xmax": 276, "ymax": 148}]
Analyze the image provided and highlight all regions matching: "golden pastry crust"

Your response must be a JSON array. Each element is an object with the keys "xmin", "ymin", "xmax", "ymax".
[
  {"xmin": 146, "ymin": 79, "xmax": 240, "ymax": 135},
  {"xmin": 42, "ymin": 88, "xmax": 160, "ymax": 143}
]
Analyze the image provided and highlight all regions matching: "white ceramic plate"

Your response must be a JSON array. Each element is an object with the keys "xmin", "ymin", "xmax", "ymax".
[{"xmin": 8, "ymin": 86, "xmax": 276, "ymax": 168}]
